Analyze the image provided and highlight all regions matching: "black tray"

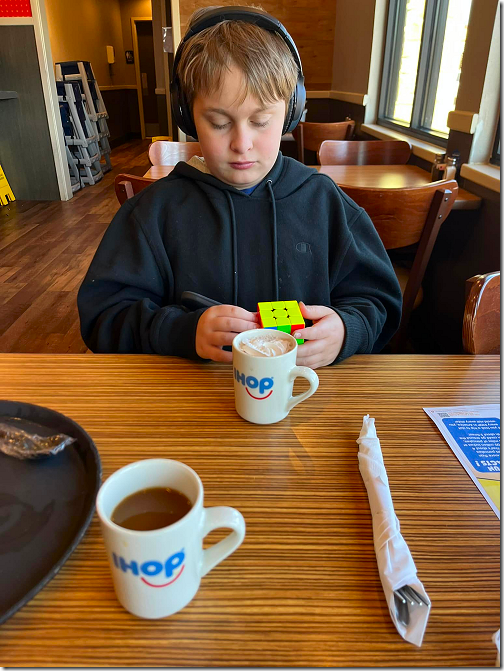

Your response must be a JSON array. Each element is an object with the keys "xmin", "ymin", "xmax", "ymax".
[{"xmin": 0, "ymin": 400, "xmax": 101, "ymax": 625}]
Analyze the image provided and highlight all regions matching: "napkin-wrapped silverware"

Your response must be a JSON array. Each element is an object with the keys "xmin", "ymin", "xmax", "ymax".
[{"xmin": 357, "ymin": 414, "xmax": 431, "ymax": 646}]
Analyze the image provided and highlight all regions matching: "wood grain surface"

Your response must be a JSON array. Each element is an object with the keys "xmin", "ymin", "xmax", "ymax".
[
  {"xmin": 177, "ymin": 0, "xmax": 336, "ymax": 90},
  {"xmin": 0, "ymin": 139, "xmax": 152, "ymax": 354},
  {"xmin": 0, "ymin": 354, "xmax": 499, "ymax": 667},
  {"xmin": 143, "ymin": 164, "xmax": 481, "ymax": 210}
]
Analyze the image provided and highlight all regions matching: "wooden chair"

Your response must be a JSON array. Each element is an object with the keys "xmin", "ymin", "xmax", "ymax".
[
  {"xmin": 318, "ymin": 140, "xmax": 412, "ymax": 166},
  {"xmin": 148, "ymin": 141, "xmax": 202, "ymax": 165},
  {"xmin": 114, "ymin": 173, "xmax": 155, "ymax": 205},
  {"xmin": 292, "ymin": 120, "xmax": 355, "ymax": 164},
  {"xmin": 339, "ymin": 180, "xmax": 458, "ymax": 352},
  {"xmin": 462, "ymin": 272, "xmax": 500, "ymax": 354}
]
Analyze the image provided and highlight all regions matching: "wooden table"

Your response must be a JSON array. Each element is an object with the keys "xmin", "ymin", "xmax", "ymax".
[
  {"xmin": 143, "ymin": 164, "xmax": 481, "ymax": 211},
  {"xmin": 0, "ymin": 354, "xmax": 499, "ymax": 667}
]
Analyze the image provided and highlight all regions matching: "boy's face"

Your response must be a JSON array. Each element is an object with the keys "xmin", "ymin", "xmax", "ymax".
[{"xmin": 192, "ymin": 66, "xmax": 286, "ymax": 189}]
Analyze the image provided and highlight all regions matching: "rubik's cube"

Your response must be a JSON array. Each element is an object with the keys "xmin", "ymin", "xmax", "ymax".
[{"xmin": 257, "ymin": 300, "xmax": 305, "ymax": 344}]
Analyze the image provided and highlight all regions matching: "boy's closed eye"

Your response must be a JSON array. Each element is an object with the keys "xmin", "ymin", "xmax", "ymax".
[{"xmin": 209, "ymin": 118, "xmax": 271, "ymax": 130}]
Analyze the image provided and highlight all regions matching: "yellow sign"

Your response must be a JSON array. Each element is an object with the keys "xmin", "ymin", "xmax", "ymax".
[{"xmin": 0, "ymin": 165, "xmax": 15, "ymax": 206}]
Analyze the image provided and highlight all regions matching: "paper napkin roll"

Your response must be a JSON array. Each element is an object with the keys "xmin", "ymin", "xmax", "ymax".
[{"xmin": 357, "ymin": 414, "xmax": 431, "ymax": 647}]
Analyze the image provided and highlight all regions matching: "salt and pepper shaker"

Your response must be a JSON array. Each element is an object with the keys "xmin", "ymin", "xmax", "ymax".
[
  {"xmin": 444, "ymin": 155, "xmax": 457, "ymax": 180},
  {"xmin": 430, "ymin": 153, "xmax": 446, "ymax": 181},
  {"xmin": 431, "ymin": 150, "xmax": 460, "ymax": 181}
]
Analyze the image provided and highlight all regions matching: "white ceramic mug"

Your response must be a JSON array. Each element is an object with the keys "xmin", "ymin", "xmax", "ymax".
[
  {"xmin": 232, "ymin": 329, "xmax": 319, "ymax": 424},
  {"xmin": 96, "ymin": 459, "xmax": 245, "ymax": 619}
]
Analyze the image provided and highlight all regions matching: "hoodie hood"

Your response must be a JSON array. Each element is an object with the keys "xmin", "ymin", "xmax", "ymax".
[{"xmin": 172, "ymin": 152, "xmax": 318, "ymax": 199}]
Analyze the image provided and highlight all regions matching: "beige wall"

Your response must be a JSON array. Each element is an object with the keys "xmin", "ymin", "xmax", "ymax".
[
  {"xmin": 120, "ymin": 0, "xmax": 152, "ymax": 86},
  {"xmin": 46, "ymin": 0, "xmax": 127, "ymax": 86},
  {"xmin": 455, "ymin": 0, "xmax": 499, "ymax": 112},
  {"xmin": 331, "ymin": 0, "xmax": 375, "ymax": 94}
]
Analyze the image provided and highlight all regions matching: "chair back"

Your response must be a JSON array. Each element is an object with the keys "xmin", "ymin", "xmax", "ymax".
[
  {"xmin": 318, "ymin": 140, "xmax": 411, "ymax": 165},
  {"xmin": 292, "ymin": 120, "xmax": 355, "ymax": 164},
  {"xmin": 340, "ymin": 180, "xmax": 458, "ymax": 351},
  {"xmin": 148, "ymin": 141, "xmax": 202, "ymax": 165},
  {"xmin": 462, "ymin": 272, "xmax": 500, "ymax": 354},
  {"xmin": 114, "ymin": 173, "xmax": 155, "ymax": 205}
]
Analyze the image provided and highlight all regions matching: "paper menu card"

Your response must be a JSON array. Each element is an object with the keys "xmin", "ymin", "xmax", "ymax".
[{"xmin": 423, "ymin": 404, "xmax": 500, "ymax": 519}]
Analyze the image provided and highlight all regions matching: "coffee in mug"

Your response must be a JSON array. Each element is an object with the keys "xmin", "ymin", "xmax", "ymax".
[
  {"xmin": 96, "ymin": 459, "xmax": 245, "ymax": 619},
  {"xmin": 232, "ymin": 329, "xmax": 319, "ymax": 424},
  {"xmin": 111, "ymin": 487, "xmax": 193, "ymax": 531}
]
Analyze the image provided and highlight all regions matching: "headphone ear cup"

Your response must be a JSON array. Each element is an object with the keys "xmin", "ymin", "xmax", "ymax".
[
  {"xmin": 170, "ymin": 76, "xmax": 198, "ymax": 139},
  {"xmin": 284, "ymin": 77, "xmax": 306, "ymax": 134},
  {"xmin": 282, "ymin": 94, "xmax": 295, "ymax": 136}
]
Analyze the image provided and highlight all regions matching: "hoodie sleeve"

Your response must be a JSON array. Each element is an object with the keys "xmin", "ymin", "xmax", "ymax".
[
  {"xmin": 329, "ymin": 208, "xmax": 403, "ymax": 363},
  {"xmin": 77, "ymin": 201, "xmax": 206, "ymax": 358}
]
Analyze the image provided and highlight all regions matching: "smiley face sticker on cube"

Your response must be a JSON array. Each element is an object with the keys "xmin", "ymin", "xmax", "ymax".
[{"xmin": 257, "ymin": 300, "xmax": 305, "ymax": 344}]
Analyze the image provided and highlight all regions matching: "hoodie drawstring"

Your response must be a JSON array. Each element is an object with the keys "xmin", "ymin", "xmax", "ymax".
[
  {"xmin": 266, "ymin": 180, "xmax": 279, "ymax": 302},
  {"xmin": 225, "ymin": 181, "xmax": 279, "ymax": 306},
  {"xmin": 225, "ymin": 191, "xmax": 239, "ymax": 305}
]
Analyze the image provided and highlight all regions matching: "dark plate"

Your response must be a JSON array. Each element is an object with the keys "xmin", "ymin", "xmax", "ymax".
[{"xmin": 0, "ymin": 400, "xmax": 101, "ymax": 625}]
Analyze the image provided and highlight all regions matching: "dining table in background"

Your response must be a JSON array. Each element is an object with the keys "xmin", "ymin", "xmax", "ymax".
[
  {"xmin": 0, "ymin": 353, "xmax": 499, "ymax": 667},
  {"xmin": 143, "ymin": 163, "xmax": 481, "ymax": 211}
]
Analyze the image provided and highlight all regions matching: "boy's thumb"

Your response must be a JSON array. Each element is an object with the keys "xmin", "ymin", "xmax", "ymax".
[{"xmin": 299, "ymin": 301, "xmax": 333, "ymax": 321}]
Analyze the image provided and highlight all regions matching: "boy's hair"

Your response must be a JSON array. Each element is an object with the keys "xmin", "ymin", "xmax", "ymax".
[{"xmin": 178, "ymin": 13, "xmax": 299, "ymax": 111}]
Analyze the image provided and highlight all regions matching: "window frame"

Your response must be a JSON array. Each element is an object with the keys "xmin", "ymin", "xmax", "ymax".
[
  {"xmin": 378, "ymin": 0, "xmax": 467, "ymax": 147},
  {"xmin": 489, "ymin": 118, "xmax": 500, "ymax": 166}
]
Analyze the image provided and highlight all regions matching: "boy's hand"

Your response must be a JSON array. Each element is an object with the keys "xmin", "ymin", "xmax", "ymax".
[
  {"xmin": 293, "ymin": 302, "xmax": 345, "ymax": 369},
  {"xmin": 196, "ymin": 305, "xmax": 259, "ymax": 363}
]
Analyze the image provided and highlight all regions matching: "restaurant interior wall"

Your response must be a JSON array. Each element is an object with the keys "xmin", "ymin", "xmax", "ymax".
[
  {"xmin": 177, "ymin": 0, "xmax": 336, "ymax": 90},
  {"xmin": 331, "ymin": 0, "xmax": 374, "ymax": 99},
  {"xmin": 120, "ymin": 0, "xmax": 153, "ymax": 86},
  {"xmin": 45, "ymin": 0, "xmax": 128, "ymax": 86},
  {"xmin": 115, "ymin": 0, "xmax": 169, "ymax": 140},
  {"xmin": 0, "ymin": 24, "xmax": 60, "ymax": 200},
  {"xmin": 45, "ymin": 0, "xmax": 171, "ymax": 147}
]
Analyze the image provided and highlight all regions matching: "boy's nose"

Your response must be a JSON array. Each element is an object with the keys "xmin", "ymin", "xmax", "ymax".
[{"xmin": 230, "ymin": 126, "xmax": 253, "ymax": 155}]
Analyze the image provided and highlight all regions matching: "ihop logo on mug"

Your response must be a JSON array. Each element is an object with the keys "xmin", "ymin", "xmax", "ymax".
[
  {"xmin": 112, "ymin": 549, "xmax": 185, "ymax": 588},
  {"xmin": 234, "ymin": 368, "xmax": 274, "ymax": 400}
]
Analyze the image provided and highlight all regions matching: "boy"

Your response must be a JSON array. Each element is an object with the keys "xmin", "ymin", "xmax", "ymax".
[{"xmin": 77, "ymin": 6, "xmax": 402, "ymax": 369}]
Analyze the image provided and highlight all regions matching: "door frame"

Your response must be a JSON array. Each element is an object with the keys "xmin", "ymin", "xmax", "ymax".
[
  {"xmin": 131, "ymin": 16, "xmax": 153, "ymax": 140},
  {"xmin": 169, "ymin": 0, "xmax": 185, "ymax": 140}
]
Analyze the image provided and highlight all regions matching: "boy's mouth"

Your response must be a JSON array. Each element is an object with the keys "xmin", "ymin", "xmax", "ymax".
[{"xmin": 229, "ymin": 161, "xmax": 255, "ymax": 170}]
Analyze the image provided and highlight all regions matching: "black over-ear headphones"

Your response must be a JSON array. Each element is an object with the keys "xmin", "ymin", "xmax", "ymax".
[{"xmin": 170, "ymin": 6, "xmax": 306, "ymax": 139}]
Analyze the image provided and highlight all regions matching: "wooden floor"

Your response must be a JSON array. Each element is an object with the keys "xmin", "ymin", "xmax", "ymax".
[{"xmin": 0, "ymin": 139, "xmax": 151, "ymax": 353}]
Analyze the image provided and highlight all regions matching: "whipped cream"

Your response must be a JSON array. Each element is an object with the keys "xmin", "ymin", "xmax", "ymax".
[{"xmin": 239, "ymin": 334, "xmax": 293, "ymax": 357}]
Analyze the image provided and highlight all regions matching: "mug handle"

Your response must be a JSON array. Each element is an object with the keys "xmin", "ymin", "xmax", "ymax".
[
  {"xmin": 199, "ymin": 507, "xmax": 246, "ymax": 577},
  {"xmin": 286, "ymin": 365, "xmax": 319, "ymax": 413}
]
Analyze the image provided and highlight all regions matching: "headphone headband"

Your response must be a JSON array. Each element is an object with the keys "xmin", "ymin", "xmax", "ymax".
[{"xmin": 170, "ymin": 6, "xmax": 306, "ymax": 139}]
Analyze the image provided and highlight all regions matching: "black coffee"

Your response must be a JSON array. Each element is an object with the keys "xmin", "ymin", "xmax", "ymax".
[{"xmin": 111, "ymin": 487, "xmax": 192, "ymax": 531}]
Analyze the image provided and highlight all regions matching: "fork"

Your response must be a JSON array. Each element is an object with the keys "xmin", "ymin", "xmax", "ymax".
[{"xmin": 393, "ymin": 585, "xmax": 429, "ymax": 626}]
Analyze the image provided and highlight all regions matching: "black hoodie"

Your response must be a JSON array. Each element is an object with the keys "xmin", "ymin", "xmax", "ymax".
[{"xmin": 77, "ymin": 153, "xmax": 402, "ymax": 362}]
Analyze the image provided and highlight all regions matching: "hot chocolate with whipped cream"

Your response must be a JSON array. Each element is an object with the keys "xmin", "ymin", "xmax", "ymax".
[{"xmin": 239, "ymin": 333, "xmax": 294, "ymax": 357}]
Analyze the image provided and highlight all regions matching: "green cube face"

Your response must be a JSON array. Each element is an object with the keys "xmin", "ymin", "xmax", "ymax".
[{"xmin": 277, "ymin": 324, "xmax": 291, "ymax": 334}]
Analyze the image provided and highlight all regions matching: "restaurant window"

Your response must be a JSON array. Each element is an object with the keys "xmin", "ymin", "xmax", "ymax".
[{"xmin": 379, "ymin": 0, "xmax": 473, "ymax": 145}]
